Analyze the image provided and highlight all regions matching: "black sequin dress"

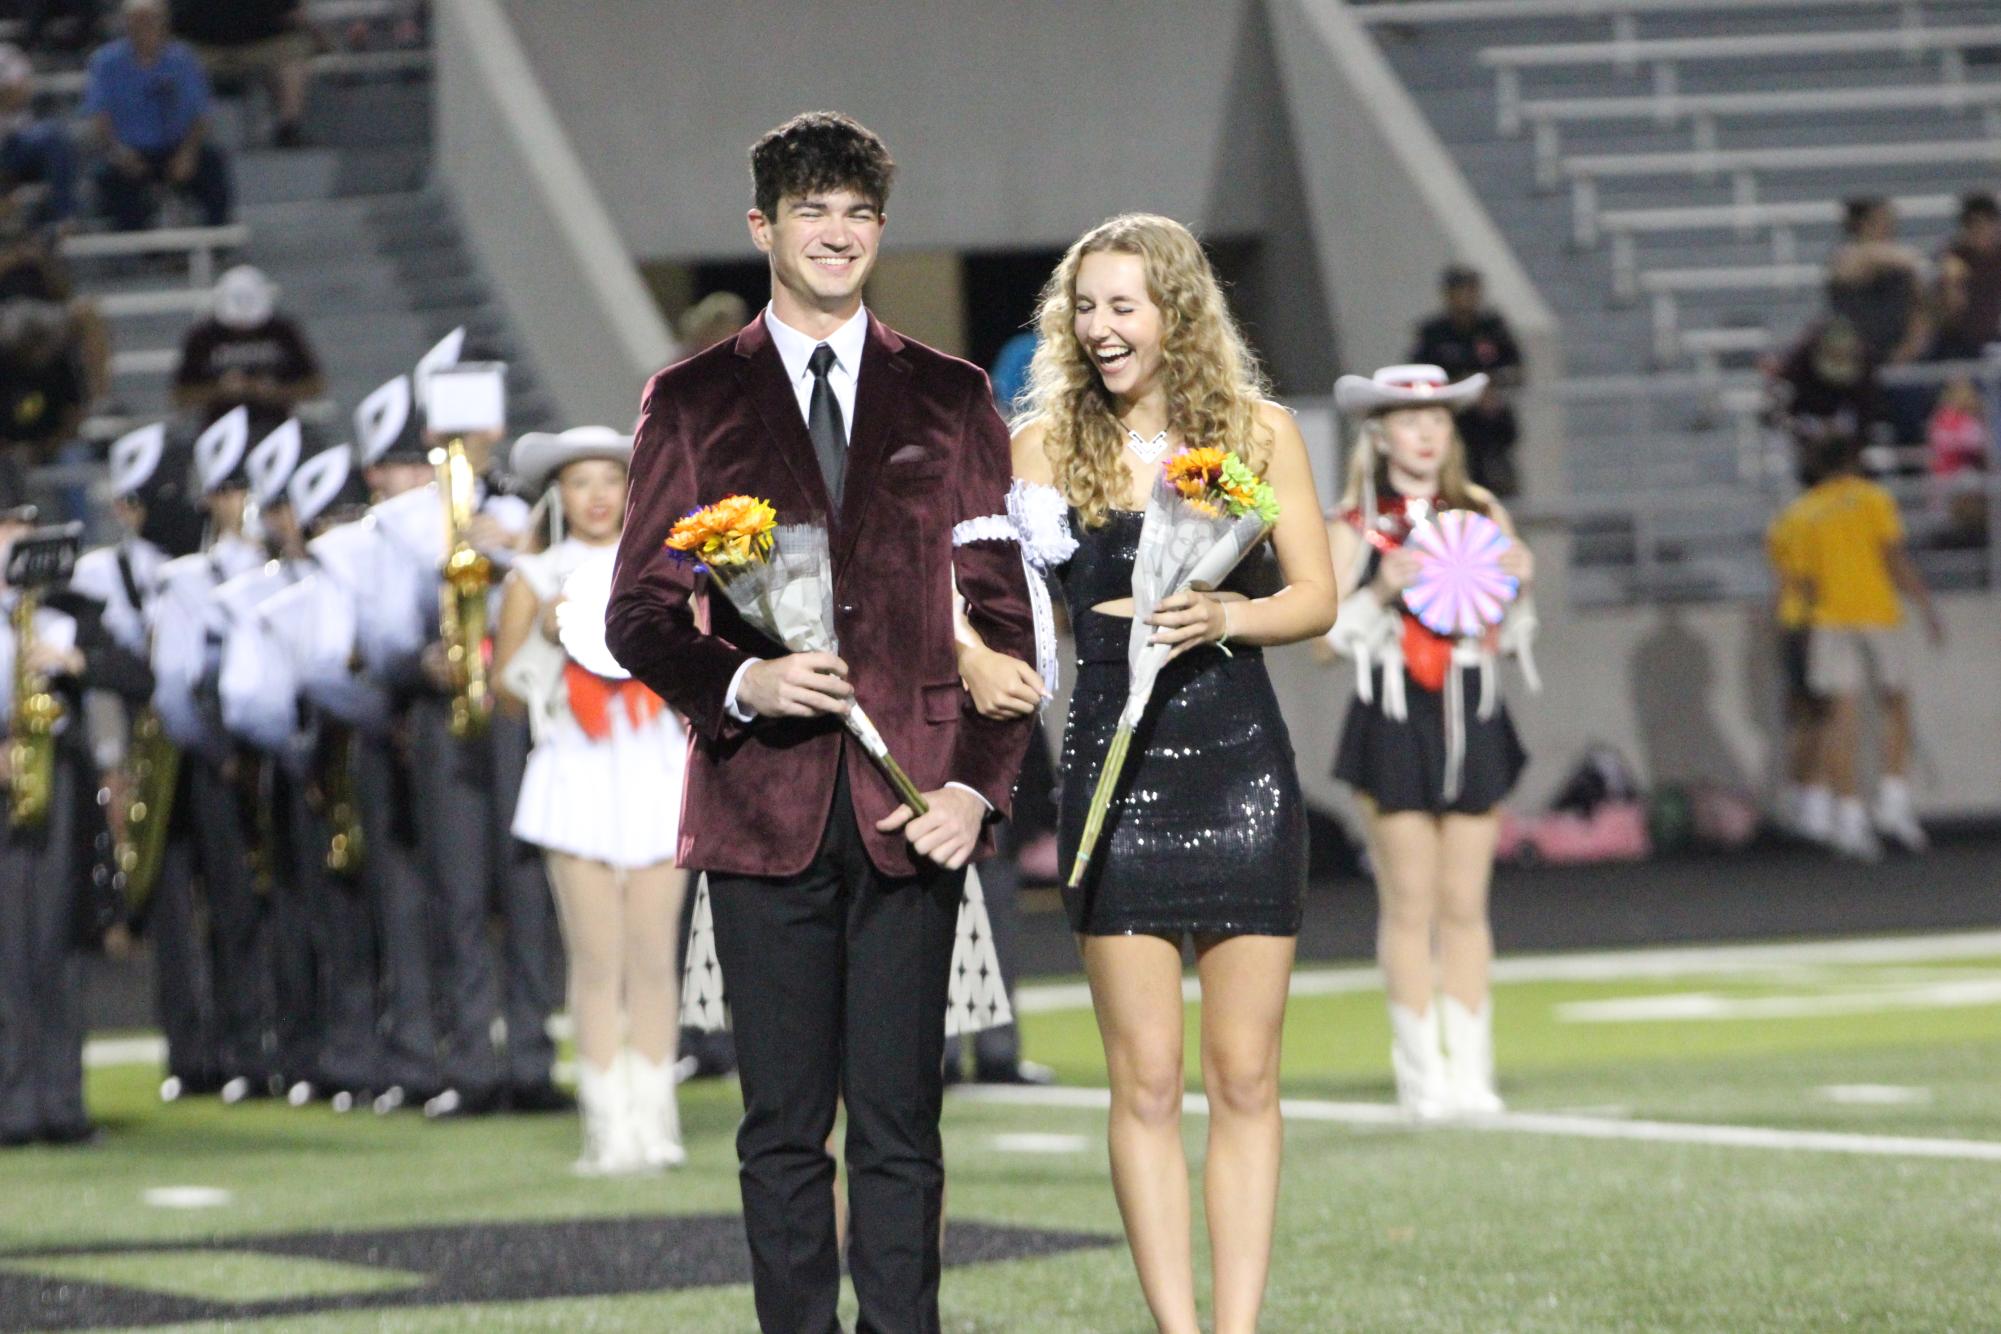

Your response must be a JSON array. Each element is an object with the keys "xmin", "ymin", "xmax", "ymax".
[{"xmin": 1055, "ymin": 509, "xmax": 1307, "ymax": 938}]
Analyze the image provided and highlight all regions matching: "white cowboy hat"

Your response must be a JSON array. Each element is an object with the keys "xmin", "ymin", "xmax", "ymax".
[
  {"xmin": 511, "ymin": 426, "xmax": 631, "ymax": 495},
  {"xmin": 1334, "ymin": 364, "xmax": 1488, "ymax": 417}
]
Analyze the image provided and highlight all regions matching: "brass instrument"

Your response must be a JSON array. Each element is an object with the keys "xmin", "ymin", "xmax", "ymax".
[
  {"xmin": 7, "ymin": 592, "xmax": 62, "ymax": 829},
  {"xmin": 312, "ymin": 727, "xmax": 364, "ymax": 877},
  {"xmin": 431, "ymin": 435, "xmax": 493, "ymax": 738},
  {"xmin": 117, "ymin": 706, "xmax": 180, "ymax": 908}
]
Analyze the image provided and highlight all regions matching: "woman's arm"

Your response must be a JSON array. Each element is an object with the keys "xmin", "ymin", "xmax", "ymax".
[
  {"xmin": 1480, "ymin": 491, "xmax": 1537, "ymax": 587},
  {"xmin": 491, "ymin": 569, "xmax": 542, "ymax": 716},
  {"xmin": 953, "ymin": 419, "xmax": 1058, "ymax": 718},
  {"xmin": 1148, "ymin": 403, "xmax": 1340, "ymax": 656}
]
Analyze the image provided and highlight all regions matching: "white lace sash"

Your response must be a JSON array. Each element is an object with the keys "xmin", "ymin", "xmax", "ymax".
[{"xmin": 952, "ymin": 480, "xmax": 1075, "ymax": 695}]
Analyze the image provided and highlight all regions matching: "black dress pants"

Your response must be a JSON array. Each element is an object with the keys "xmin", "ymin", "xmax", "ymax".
[
  {"xmin": 707, "ymin": 769, "xmax": 963, "ymax": 1334},
  {"xmin": 408, "ymin": 700, "xmax": 559, "ymax": 1095},
  {"xmin": 0, "ymin": 762, "xmax": 84, "ymax": 1139}
]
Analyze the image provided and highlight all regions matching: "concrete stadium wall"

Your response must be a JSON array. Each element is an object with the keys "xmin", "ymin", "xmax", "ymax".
[
  {"xmin": 433, "ymin": 0, "xmax": 675, "ymax": 427},
  {"xmin": 494, "ymin": 0, "xmax": 1338, "ymax": 392}
]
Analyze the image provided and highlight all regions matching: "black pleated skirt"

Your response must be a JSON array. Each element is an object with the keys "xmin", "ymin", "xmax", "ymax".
[{"xmin": 1334, "ymin": 666, "xmax": 1526, "ymax": 816}]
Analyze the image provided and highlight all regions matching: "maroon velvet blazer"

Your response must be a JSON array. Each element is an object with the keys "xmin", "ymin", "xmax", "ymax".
[{"xmin": 606, "ymin": 312, "xmax": 1037, "ymax": 879}]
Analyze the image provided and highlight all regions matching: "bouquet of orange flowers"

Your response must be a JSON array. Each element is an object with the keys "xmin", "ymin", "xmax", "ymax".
[
  {"xmin": 667, "ymin": 495, "xmax": 928, "ymax": 815},
  {"xmin": 1068, "ymin": 448, "xmax": 1278, "ymax": 888}
]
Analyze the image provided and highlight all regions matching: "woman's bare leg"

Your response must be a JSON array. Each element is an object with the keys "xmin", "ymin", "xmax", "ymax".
[
  {"xmin": 1195, "ymin": 932, "xmax": 1294, "ymax": 1334},
  {"xmin": 1083, "ymin": 932, "xmax": 1200, "ymax": 1334}
]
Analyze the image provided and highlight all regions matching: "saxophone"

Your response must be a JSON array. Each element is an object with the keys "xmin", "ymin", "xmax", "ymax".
[
  {"xmin": 314, "ymin": 727, "xmax": 364, "ymax": 877},
  {"xmin": 118, "ymin": 706, "xmax": 180, "ymax": 908},
  {"xmin": 7, "ymin": 591, "xmax": 61, "ymax": 829},
  {"xmin": 431, "ymin": 435, "xmax": 493, "ymax": 738}
]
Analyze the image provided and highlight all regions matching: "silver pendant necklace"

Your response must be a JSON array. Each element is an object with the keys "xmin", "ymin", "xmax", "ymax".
[{"xmin": 1125, "ymin": 427, "xmax": 1170, "ymax": 464}]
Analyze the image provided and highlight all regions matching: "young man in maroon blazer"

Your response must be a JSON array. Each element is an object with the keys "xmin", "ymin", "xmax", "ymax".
[{"xmin": 606, "ymin": 112, "xmax": 1037, "ymax": 1334}]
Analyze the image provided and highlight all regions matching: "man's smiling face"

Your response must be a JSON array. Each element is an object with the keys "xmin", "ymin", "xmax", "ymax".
[{"xmin": 750, "ymin": 186, "xmax": 884, "ymax": 319}]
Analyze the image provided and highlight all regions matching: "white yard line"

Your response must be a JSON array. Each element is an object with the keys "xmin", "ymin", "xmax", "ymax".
[
  {"xmin": 84, "ymin": 1036, "xmax": 166, "ymax": 1069},
  {"xmin": 1558, "ymin": 977, "xmax": 2001, "ymax": 1022},
  {"xmin": 951, "ymin": 1084, "xmax": 2001, "ymax": 1164},
  {"xmin": 1013, "ymin": 930, "xmax": 2001, "ymax": 1015},
  {"xmin": 80, "ymin": 930, "xmax": 2001, "ymax": 1070}
]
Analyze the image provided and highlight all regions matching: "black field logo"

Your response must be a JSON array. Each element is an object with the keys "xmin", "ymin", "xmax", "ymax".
[{"xmin": 0, "ymin": 1215, "xmax": 1116, "ymax": 1329}]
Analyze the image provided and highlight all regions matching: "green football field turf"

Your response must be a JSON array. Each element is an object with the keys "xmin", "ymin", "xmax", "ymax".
[{"xmin": 7, "ymin": 932, "xmax": 2001, "ymax": 1332}]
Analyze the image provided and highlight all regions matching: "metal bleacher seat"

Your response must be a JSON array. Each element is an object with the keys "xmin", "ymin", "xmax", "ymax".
[
  {"xmin": 60, "ymin": 224, "xmax": 248, "ymax": 285},
  {"xmin": 1479, "ymin": 21, "xmax": 2001, "ymax": 135},
  {"xmin": 1523, "ymin": 82, "xmax": 2001, "ymax": 189},
  {"xmin": 1601, "ymin": 193, "xmax": 1959, "ymax": 300},
  {"xmin": 1353, "ymin": 0, "xmax": 1939, "ymax": 30},
  {"xmin": 1564, "ymin": 139, "xmax": 2001, "ymax": 246},
  {"xmin": 1637, "ymin": 263, "xmax": 1825, "ymax": 362},
  {"xmin": 35, "ymin": 48, "xmax": 431, "ymax": 101}
]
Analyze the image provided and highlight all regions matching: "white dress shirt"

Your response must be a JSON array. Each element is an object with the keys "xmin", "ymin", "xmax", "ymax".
[{"xmin": 763, "ymin": 301, "xmax": 866, "ymax": 445}]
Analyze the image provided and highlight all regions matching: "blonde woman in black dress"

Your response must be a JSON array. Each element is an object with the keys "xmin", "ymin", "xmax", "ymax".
[{"xmin": 958, "ymin": 214, "xmax": 1337, "ymax": 1334}]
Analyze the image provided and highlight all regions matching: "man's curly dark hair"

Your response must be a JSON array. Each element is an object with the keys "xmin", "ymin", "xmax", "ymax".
[{"xmin": 750, "ymin": 111, "xmax": 895, "ymax": 220}]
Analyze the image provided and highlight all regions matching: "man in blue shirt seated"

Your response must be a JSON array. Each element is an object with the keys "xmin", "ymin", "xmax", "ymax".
[{"xmin": 82, "ymin": 0, "xmax": 233, "ymax": 231}]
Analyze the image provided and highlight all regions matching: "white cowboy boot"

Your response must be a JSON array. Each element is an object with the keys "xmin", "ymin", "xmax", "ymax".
[
  {"xmin": 1441, "ymin": 995, "xmax": 1505, "ymax": 1117},
  {"xmin": 1872, "ymin": 776, "xmax": 1928, "ymax": 854},
  {"xmin": 573, "ymin": 1058, "xmax": 648, "ymax": 1176},
  {"xmin": 625, "ymin": 1049, "xmax": 687, "ymax": 1169},
  {"xmin": 1388, "ymin": 1002, "xmax": 1450, "ymax": 1122}
]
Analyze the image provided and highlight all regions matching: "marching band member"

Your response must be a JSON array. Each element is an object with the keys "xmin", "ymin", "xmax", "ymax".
[
  {"xmin": 70, "ymin": 423, "xmax": 214, "ymax": 1102},
  {"xmin": 151, "ymin": 406, "xmax": 283, "ymax": 1104},
  {"xmin": 223, "ymin": 440, "xmax": 385, "ymax": 1111},
  {"xmin": 368, "ymin": 332, "xmax": 565, "ymax": 1119},
  {"xmin": 1, "ymin": 459, "xmax": 155, "ymax": 1146},
  {"xmin": 212, "ymin": 417, "xmax": 311, "ymax": 1102}
]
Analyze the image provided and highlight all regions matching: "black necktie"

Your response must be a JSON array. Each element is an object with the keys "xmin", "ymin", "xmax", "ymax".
[{"xmin": 807, "ymin": 343, "xmax": 846, "ymax": 507}]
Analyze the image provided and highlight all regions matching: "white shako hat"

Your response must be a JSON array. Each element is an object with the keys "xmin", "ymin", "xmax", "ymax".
[
  {"xmin": 108, "ymin": 422, "xmax": 168, "ymax": 499},
  {"xmin": 194, "ymin": 406, "xmax": 252, "ymax": 494},
  {"xmin": 246, "ymin": 418, "xmax": 304, "ymax": 507}
]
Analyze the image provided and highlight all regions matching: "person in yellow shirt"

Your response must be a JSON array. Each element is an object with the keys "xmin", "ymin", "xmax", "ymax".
[
  {"xmin": 1792, "ymin": 437, "xmax": 1944, "ymax": 859},
  {"xmin": 1766, "ymin": 470, "xmax": 1832, "ymax": 844}
]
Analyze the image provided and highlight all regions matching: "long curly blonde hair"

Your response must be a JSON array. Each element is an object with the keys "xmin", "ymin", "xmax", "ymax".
[{"xmin": 1019, "ymin": 214, "xmax": 1272, "ymax": 528}]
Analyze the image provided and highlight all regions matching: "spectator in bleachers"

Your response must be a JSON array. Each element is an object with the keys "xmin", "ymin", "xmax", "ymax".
[
  {"xmin": 1932, "ymin": 192, "xmax": 2001, "ymax": 362},
  {"xmin": 1791, "ymin": 434, "xmax": 1942, "ymax": 861},
  {"xmin": 172, "ymin": 263, "xmax": 322, "ymax": 420},
  {"xmin": 169, "ymin": 0, "xmax": 313, "ymax": 149},
  {"xmin": 1410, "ymin": 264, "xmax": 1522, "ymax": 496},
  {"xmin": 82, "ymin": 0, "xmax": 232, "ymax": 231},
  {"xmin": 0, "ymin": 44, "xmax": 77, "ymax": 228},
  {"xmin": 1826, "ymin": 197, "xmax": 1930, "ymax": 369},
  {"xmin": 0, "ymin": 295, "xmax": 88, "ymax": 455},
  {"xmin": 1769, "ymin": 317, "xmax": 1886, "ymax": 454},
  {"xmin": 1925, "ymin": 375, "xmax": 1989, "ymax": 549},
  {"xmin": 0, "ymin": 219, "xmax": 109, "ymax": 404},
  {"xmin": 672, "ymin": 290, "xmax": 749, "ymax": 360}
]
